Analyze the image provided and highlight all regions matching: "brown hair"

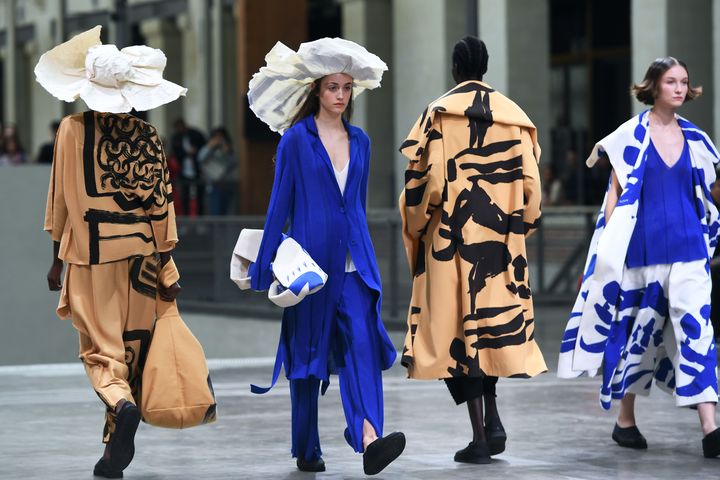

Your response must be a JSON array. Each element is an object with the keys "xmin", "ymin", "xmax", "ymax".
[
  {"xmin": 631, "ymin": 56, "xmax": 702, "ymax": 105},
  {"xmin": 289, "ymin": 76, "xmax": 354, "ymax": 128}
]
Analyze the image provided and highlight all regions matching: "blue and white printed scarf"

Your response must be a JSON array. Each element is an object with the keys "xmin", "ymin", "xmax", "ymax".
[{"xmin": 557, "ymin": 110, "xmax": 720, "ymax": 405}]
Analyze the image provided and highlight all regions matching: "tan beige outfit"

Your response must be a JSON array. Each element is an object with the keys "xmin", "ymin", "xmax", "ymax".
[
  {"xmin": 399, "ymin": 81, "xmax": 547, "ymax": 380},
  {"xmin": 45, "ymin": 111, "xmax": 177, "ymax": 441}
]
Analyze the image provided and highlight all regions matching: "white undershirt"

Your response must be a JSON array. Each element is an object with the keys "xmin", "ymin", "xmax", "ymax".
[{"xmin": 333, "ymin": 161, "xmax": 356, "ymax": 273}]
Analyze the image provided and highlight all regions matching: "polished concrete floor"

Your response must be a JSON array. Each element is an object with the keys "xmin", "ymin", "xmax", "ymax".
[{"xmin": 1, "ymin": 308, "xmax": 719, "ymax": 479}]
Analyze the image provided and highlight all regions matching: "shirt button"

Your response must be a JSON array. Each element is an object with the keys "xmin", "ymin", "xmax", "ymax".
[
  {"xmin": 350, "ymin": 239, "xmax": 357, "ymax": 246},
  {"xmin": 340, "ymin": 207, "xmax": 345, "ymax": 213}
]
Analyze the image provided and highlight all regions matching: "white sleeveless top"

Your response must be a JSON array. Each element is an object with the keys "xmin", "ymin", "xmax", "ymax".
[{"xmin": 333, "ymin": 161, "xmax": 356, "ymax": 273}]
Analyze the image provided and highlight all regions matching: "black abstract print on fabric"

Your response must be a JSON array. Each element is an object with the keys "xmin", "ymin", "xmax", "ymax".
[{"xmin": 399, "ymin": 80, "xmax": 546, "ymax": 380}]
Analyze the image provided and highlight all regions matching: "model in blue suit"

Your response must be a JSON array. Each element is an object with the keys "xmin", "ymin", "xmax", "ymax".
[{"xmin": 250, "ymin": 71, "xmax": 404, "ymax": 474}]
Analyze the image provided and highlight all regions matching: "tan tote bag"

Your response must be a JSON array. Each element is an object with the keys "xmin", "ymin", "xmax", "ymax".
[{"xmin": 141, "ymin": 259, "xmax": 217, "ymax": 428}]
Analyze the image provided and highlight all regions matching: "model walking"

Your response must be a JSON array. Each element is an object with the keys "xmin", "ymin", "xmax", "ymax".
[
  {"xmin": 40, "ymin": 27, "xmax": 188, "ymax": 477},
  {"xmin": 247, "ymin": 37, "xmax": 405, "ymax": 475},
  {"xmin": 558, "ymin": 56, "xmax": 720, "ymax": 457},
  {"xmin": 399, "ymin": 36, "xmax": 546, "ymax": 464}
]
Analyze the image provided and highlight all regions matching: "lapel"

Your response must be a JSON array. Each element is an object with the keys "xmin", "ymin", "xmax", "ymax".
[{"xmin": 304, "ymin": 115, "xmax": 358, "ymax": 201}]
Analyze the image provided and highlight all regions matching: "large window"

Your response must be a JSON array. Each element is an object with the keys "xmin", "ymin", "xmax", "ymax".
[{"xmin": 549, "ymin": 0, "xmax": 630, "ymax": 205}]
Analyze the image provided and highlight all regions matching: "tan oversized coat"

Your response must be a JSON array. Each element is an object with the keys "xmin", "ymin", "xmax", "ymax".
[
  {"xmin": 45, "ymin": 111, "xmax": 177, "ymax": 265},
  {"xmin": 399, "ymin": 81, "xmax": 547, "ymax": 380}
]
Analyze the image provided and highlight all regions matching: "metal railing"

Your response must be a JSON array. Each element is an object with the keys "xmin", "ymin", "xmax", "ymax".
[{"xmin": 173, "ymin": 206, "xmax": 598, "ymax": 325}]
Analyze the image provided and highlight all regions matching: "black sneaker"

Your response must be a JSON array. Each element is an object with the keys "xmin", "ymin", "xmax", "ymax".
[
  {"xmin": 296, "ymin": 456, "xmax": 326, "ymax": 472},
  {"xmin": 702, "ymin": 427, "xmax": 720, "ymax": 458},
  {"xmin": 454, "ymin": 441, "xmax": 491, "ymax": 464},
  {"xmin": 363, "ymin": 432, "xmax": 406, "ymax": 475},
  {"xmin": 485, "ymin": 418, "xmax": 507, "ymax": 455},
  {"xmin": 105, "ymin": 401, "xmax": 141, "ymax": 473},
  {"xmin": 611, "ymin": 423, "xmax": 647, "ymax": 449},
  {"xmin": 93, "ymin": 458, "xmax": 123, "ymax": 478}
]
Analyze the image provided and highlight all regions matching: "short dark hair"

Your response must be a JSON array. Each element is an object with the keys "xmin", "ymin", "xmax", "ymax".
[
  {"xmin": 452, "ymin": 36, "xmax": 489, "ymax": 81},
  {"xmin": 631, "ymin": 56, "xmax": 702, "ymax": 105}
]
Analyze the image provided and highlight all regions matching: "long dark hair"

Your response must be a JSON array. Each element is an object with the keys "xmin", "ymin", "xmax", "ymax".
[{"xmin": 289, "ymin": 76, "xmax": 354, "ymax": 128}]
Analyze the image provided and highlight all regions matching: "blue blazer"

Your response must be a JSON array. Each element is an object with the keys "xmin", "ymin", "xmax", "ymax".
[{"xmin": 251, "ymin": 115, "xmax": 396, "ymax": 392}]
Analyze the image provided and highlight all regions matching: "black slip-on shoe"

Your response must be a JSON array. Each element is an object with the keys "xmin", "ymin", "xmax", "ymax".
[
  {"xmin": 485, "ymin": 419, "xmax": 507, "ymax": 455},
  {"xmin": 454, "ymin": 441, "xmax": 491, "ymax": 464},
  {"xmin": 363, "ymin": 431, "xmax": 406, "ymax": 475},
  {"xmin": 93, "ymin": 458, "xmax": 122, "ymax": 478},
  {"xmin": 612, "ymin": 423, "xmax": 648, "ymax": 449},
  {"xmin": 702, "ymin": 427, "xmax": 720, "ymax": 458},
  {"xmin": 296, "ymin": 456, "xmax": 326, "ymax": 472},
  {"xmin": 107, "ymin": 401, "xmax": 141, "ymax": 472}
]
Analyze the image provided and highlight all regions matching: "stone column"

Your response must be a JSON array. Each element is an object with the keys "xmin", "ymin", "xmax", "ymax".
[
  {"xmin": 27, "ymin": 2, "xmax": 64, "ymax": 159},
  {"xmin": 631, "ymin": 0, "xmax": 667, "ymax": 117},
  {"xmin": 666, "ymin": 0, "xmax": 712, "ymax": 134},
  {"xmin": 340, "ymin": 0, "xmax": 394, "ymax": 207},
  {"xmin": 209, "ymin": 0, "xmax": 224, "ymax": 129},
  {"xmin": 392, "ymin": 0, "xmax": 464, "ymax": 198},
  {"xmin": 140, "ymin": 19, "xmax": 184, "ymax": 140},
  {"xmin": 4, "ymin": 0, "xmax": 17, "ymax": 125},
  {"xmin": 177, "ymin": 0, "xmax": 211, "ymax": 132},
  {"xmin": 631, "ymin": 0, "xmax": 713, "ymax": 133},
  {"xmin": 478, "ymin": 0, "xmax": 551, "ymax": 164}
]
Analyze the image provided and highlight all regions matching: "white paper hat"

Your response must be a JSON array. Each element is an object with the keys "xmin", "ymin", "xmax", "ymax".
[
  {"xmin": 34, "ymin": 25, "xmax": 187, "ymax": 113},
  {"xmin": 248, "ymin": 37, "xmax": 388, "ymax": 134}
]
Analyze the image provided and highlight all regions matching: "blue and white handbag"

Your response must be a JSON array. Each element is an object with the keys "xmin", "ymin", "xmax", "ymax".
[{"xmin": 230, "ymin": 228, "xmax": 327, "ymax": 307}]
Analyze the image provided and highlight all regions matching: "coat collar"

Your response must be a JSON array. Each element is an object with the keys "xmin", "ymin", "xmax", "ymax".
[{"xmin": 301, "ymin": 114, "xmax": 357, "ymax": 139}]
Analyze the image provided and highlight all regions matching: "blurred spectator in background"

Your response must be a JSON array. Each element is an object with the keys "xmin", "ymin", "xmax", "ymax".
[
  {"xmin": 585, "ymin": 152, "xmax": 612, "ymax": 205},
  {"xmin": 198, "ymin": 126, "xmax": 238, "ymax": 215},
  {"xmin": 171, "ymin": 118, "xmax": 206, "ymax": 215},
  {"xmin": 559, "ymin": 148, "xmax": 581, "ymax": 204},
  {"xmin": 0, "ymin": 124, "xmax": 28, "ymax": 166},
  {"xmin": 541, "ymin": 164, "xmax": 563, "ymax": 206},
  {"xmin": 36, "ymin": 120, "xmax": 61, "ymax": 164}
]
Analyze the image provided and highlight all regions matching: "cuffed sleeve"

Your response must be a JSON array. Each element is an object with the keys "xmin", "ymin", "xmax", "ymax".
[
  {"xmin": 144, "ymin": 129, "xmax": 178, "ymax": 252},
  {"xmin": 399, "ymin": 116, "xmax": 444, "ymax": 274},
  {"xmin": 250, "ymin": 134, "xmax": 296, "ymax": 291},
  {"xmin": 44, "ymin": 118, "xmax": 69, "ymax": 242}
]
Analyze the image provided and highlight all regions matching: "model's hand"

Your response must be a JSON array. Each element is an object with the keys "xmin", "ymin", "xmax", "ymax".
[
  {"xmin": 47, "ymin": 261, "xmax": 63, "ymax": 291},
  {"xmin": 158, "ymin": 281, "xmax": 181, "ymax": 302}
]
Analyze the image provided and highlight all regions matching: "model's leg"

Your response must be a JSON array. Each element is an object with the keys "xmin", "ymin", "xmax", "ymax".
[
  {"xmin": 444, "ymin": 376, "xmax": 491, "ymax": 463},
  {"xmin": 69, "ymin": 262, "xmax": 134, "ymax": 413},
  {"xmin": 482, "ymin": 376, "xmax": 506, "ymax": 455},
  {"xmin": 67, "ymin": 259, "xmax": 148, "ymax": 478},
  {"xmin": 336, "ymin": 272, "xmax": 405, "ymax": 475},
  {"xmin": 666, "ymin": 260, "xmax": 720, "ymax": 457},
  {"xmin": 289, "ymin": 377, "xmax": 324, "ymax": 471},
  {"xmin": 617, "ymin": 393, "xmax": 637, "ymax": 428}
]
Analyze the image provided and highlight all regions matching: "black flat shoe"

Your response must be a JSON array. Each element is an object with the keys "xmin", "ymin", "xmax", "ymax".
[
  {"xmin": 702, "ymin": 427, "xmax": 720, "ymax": 458},
  {"xmin": 93, "ymin": 458, "xmax": 122, "ymax": 478},
  {"xmin": 612, "ymin": 423, "xmax": 647, "ymax": 449},
  {"xmin": 454, "ymin": 441, "xmax": 491, "ymax": 464},
  {"xmin": 363, "ymin": 431, "xmax": 406, "ymax": 475},
  {"xmin": 108, "ymin": 401, "xmax": 141, "ymax": 472},
  {"xmin": 485, "ymin": 418, "xmax": 507, "ymax": 456},
  {"xmin": 296, "ymin": 456, "xmax": 326, "ymax": 472}
]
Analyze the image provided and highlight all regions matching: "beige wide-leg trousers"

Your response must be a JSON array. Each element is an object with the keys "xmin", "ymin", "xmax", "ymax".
[{"xmin": 57, "ymin": 255, "xmax": 159, "ymax": 442}]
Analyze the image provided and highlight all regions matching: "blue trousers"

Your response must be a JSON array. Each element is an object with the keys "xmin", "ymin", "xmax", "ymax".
[{"xmin": 290, "ymin": 272, "xmax": 385, "ymax": 461}]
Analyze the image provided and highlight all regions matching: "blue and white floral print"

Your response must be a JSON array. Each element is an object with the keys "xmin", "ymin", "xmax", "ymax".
[{"xmin": 557, "ymin": 110, "xmax": 720, "ymax": 409}]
